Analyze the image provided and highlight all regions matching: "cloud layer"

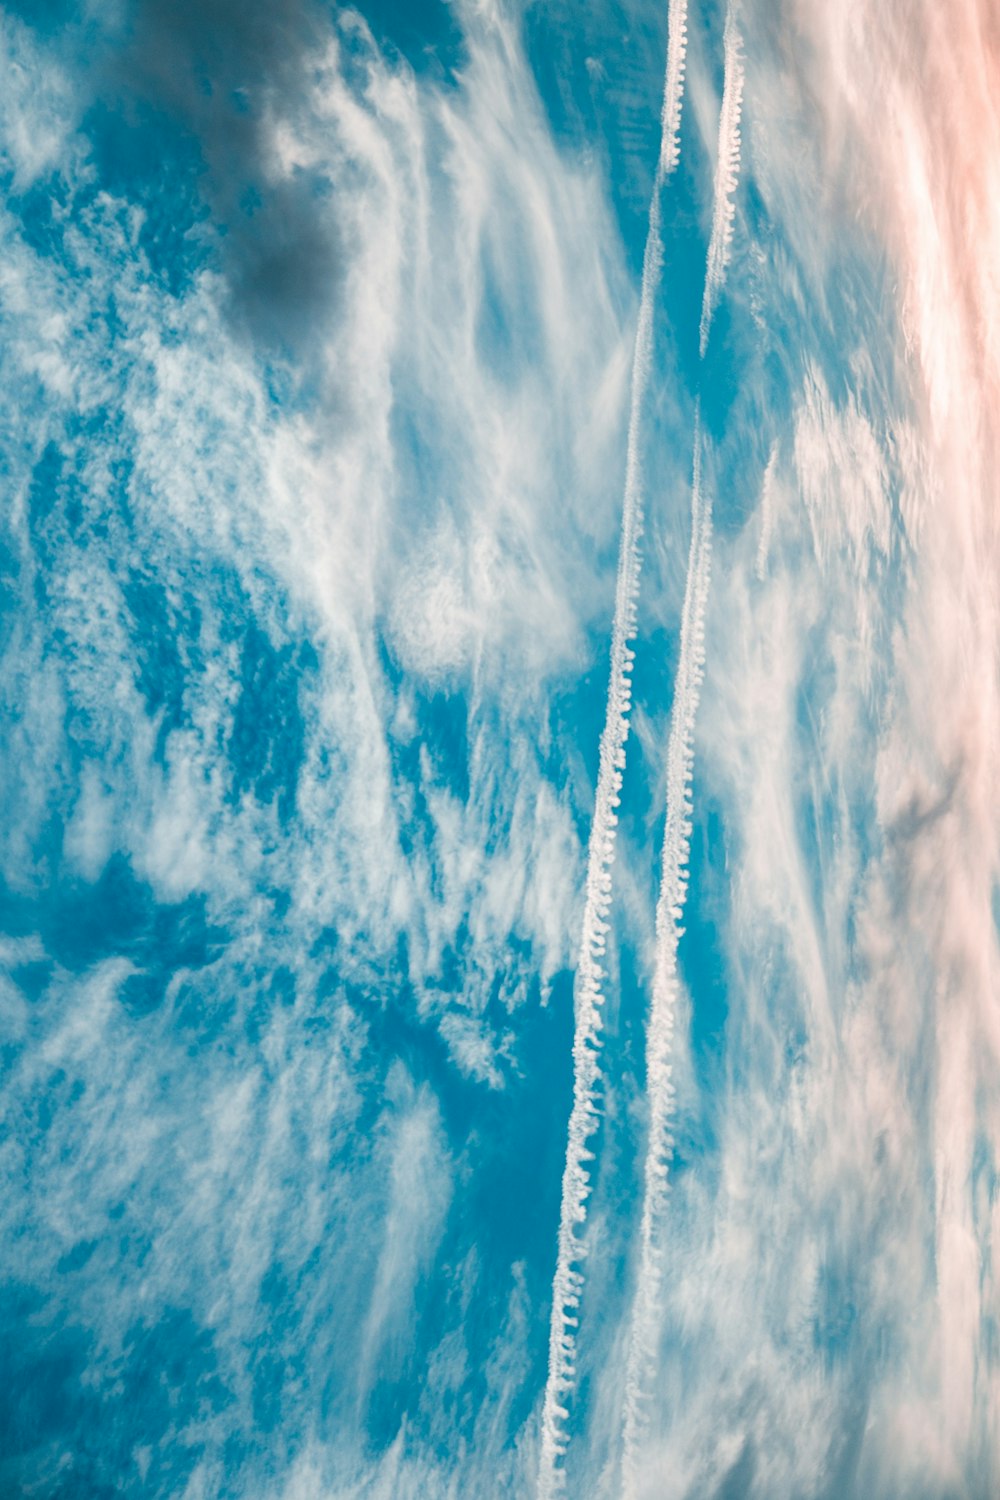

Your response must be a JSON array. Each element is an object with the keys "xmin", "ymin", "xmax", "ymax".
[{"xmin": 1, "ymin": 1, "xmax": 998, "ymax": 1496}]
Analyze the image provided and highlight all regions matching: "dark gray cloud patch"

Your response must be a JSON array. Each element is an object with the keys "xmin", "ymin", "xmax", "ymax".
[
  {"xmin": 222, "ymin": 176, "xmax": 343, "ymax": 354},
  {"xmin": 107, "ymin": 0, "xmax": 343, "ymax": 359},
  {"xmin": 10, "ymin": 0, "xmax": 344, "ymax": 364},
  {"xmin": 7, "ymin": 0, "xmax": 469, "ymax": 373}
]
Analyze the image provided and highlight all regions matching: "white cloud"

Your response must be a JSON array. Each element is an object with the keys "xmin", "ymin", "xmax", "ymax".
[{"xmin": 6, "ymin": 0, "xmax": 999, "ymax": 1494}]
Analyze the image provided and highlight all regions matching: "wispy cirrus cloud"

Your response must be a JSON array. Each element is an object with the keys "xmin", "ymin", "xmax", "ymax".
[
  {"xmin": 2, "ymin": 0, "xmax": 998, "ymax": 1495},
  {"xmin": 0, "ymin": 6, "xmax": 640, "ymax": 1495},
  {"xmin": 609, "ymin": 3, "xmax": 1000, "ymax": 1495}
]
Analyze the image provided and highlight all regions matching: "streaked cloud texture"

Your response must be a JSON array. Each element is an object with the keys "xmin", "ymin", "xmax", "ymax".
[{"xmin": 1, "ymin": 1, "xmax": 998, "ymax": 1496}]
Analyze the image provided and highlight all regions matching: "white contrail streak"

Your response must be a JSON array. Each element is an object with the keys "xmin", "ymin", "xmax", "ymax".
[
  {"xmin": 537, "ymin": 6, "xmax": 691, "ymax": 1497},
  {"xmin": 621, "ymin": 6, "xmax": 744, "ymax": 1490},
  {"xmin": 699, "ymin": 2, "xmax": 745, "ymax": 358},
  {"xmin": 661, "ymin": 0, "xmax": 690, "ymax": 178},
  {"xmin": 619, "ymin": 413, "xmax": 712, "ymax": 1497}
]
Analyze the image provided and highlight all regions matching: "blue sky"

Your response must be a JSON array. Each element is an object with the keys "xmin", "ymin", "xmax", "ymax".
[{"xmin": 2, "ymin": 1, "xmax": 1000, "ymax": 1497}]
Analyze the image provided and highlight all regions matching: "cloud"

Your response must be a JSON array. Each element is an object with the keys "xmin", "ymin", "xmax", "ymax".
[
  {"xmin": 354, "ymin": 1065, "xmax": 453, "ymax": 1408},
  {"xmin": 0, "ymin": 6, "xmax": 640, "ymax": 1494},
  {"xmin": 5, "ymin": 0, "xmax": 344, "ymax": 357},
  {"xmin": 4, "ymin": 0, "xmax": 998, "ymax": 1495},
  {"xmin": 601, "ymin": 2, "xmax": 1000, "ymax": 1493}
]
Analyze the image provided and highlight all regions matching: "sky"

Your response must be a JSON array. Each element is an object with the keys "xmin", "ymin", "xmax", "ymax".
[{"xmin": 1, "ymin": 0, "xmax": 999, "ymax": 1496}]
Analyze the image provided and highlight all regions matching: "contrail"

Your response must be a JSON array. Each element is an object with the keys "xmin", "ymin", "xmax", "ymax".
[
  {"xmin": 621, "ymin": 5, "xmax": 744, "ymax": 1490},
  {"xmin": 619, "ymin": 414, "xmax": 712, "ymax": 1497},
  {"xmin": 660, "ymin": 0, "xmax": 691, "ymax": 178},
  {"xmin": 537, "ymin": 5, "xmax": 691, "ymax": 1496},
  {"xmin": 699, "ymin": 1, "xmax": 746, "ymax": 358}
]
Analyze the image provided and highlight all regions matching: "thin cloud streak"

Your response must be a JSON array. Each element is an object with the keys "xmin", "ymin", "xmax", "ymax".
[
  {"xmin": 620, "ymin": 410, "xmax": 711, "ymax": 1497},
  {"xmin": 698, "ymin": 0, "xmax": 744, "ymax": 358},
  {"xmin": 537, "ymin": 0, "xmax": 692, "ymax": 1487}
]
